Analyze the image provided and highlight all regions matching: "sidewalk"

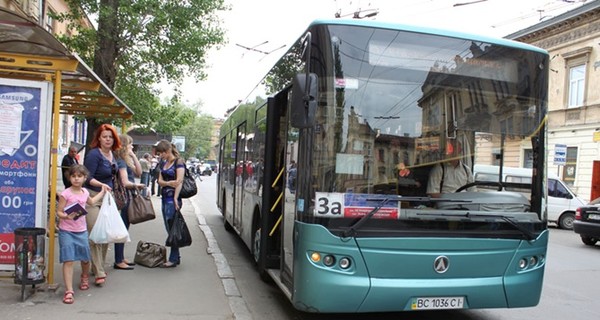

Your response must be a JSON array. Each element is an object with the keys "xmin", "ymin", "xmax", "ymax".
[{"xmin": 0, "ymin": 192, "xmax": 246, "ymax": 319}]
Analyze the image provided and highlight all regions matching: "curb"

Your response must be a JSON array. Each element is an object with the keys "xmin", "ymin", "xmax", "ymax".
[{"xmin": 191, "ymin": 199, "xmax": 252, "ymax": 320}]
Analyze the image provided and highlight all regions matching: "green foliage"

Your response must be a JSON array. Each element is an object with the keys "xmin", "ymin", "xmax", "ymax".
[
  {"xmin": 175, "ymin": 113, "xmax": 215, "ymax": 160},
  {"xmin": 263, "ymin": 41, "xmax": 303, "ymax": 94},
  {"xmin": 53, "ymin": 0, "xmax": 228, "ymax": 134}
]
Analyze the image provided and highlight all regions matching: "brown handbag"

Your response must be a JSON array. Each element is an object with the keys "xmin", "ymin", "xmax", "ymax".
[
  {"xmin": 127, "ymin": 188, "xmax": 156, "ymax": 224},
  {"xmin": 133, "ymin": 240, "xmax": 166, "ymax": 268}
]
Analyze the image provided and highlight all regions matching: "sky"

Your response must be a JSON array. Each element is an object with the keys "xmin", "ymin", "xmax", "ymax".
[{"xmin": 164, "ymin": 0, "xmax": 589, "ymax": 118}]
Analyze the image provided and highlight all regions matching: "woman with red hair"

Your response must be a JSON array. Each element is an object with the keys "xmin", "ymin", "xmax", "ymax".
[{"xmin": 83, "ymin": 124, "xmax": 122, "ymax": 287}]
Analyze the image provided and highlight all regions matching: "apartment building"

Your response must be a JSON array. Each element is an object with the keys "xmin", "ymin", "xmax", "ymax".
[
  {"xmin": 508, "ymin": 0, "xmax": 600, "ymax": 202},
  {"xmin": 1, "ymin": 0, "xmax": 93, "ymax": 157}
]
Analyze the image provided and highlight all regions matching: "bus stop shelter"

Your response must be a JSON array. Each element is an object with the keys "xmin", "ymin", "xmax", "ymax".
[{"xmin": 0, "ymin": 8, "xmax": 133, "ymax": 286}]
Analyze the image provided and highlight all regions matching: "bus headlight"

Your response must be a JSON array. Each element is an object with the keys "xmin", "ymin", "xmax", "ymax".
[
  {"xmin": 310, "ymin": 252, "xmax": 321, "ymax": 263},
  {"xmin": 339, "ymin": 257, "xmax": 351, "ymax": 269},
  {"xmin": 529, "ymin": 256, "xmax": 538, "ymax": 266},
  {"xmin": 323, "ymin": 255, "xmax": 335, "ymax": 267},
  {"xmin": 518, "ymin": 258, "xmax": 528, "ymax": 269}
]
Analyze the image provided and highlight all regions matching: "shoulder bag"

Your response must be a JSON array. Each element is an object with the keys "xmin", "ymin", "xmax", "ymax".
[
  {"xmin": 127, "ymin": 188, "xmax": 156, "ymax": 224},
  {"xmin": 112, "ymin": 169, "xmax": 129, "ymax": 210},
  {"xmin": 178, "ymin": 159, "xmax": 197, "ymax": 199}
]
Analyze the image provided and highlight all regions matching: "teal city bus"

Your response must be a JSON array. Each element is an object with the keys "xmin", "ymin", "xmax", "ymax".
[{"xmin": 217, "ymin": 19, "xmax": 549, "ymax": 313}]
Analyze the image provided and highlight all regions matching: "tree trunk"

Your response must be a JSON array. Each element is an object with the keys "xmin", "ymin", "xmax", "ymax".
[{"xmin": 86, "ymin": 0, "xmax": 120, "ymax": 147}]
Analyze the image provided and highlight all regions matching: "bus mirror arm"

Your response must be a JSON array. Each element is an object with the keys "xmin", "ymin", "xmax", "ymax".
[
  {"xmin": 291, "ymin": 73, "xmax": 318, "ymax": 128},
  {"xmin": 291, "ymin": 32, "xmax": 318, "ymax": 129}
]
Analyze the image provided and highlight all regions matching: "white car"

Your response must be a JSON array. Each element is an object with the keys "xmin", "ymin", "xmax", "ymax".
[{"xmin": 198, "ymin": 163, "xmax": 212, "ymax": 176}]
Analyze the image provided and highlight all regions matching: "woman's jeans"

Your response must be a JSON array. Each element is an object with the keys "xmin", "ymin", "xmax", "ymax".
[
  {"xmin": 140, "ymin": 172, "xmax": 150, "ymax": 187},
  {"xmin": 114, "ymin": 202, "xmax": 131, "ymax": 264},
  {"xmin": 162, "ymin": 197, "xmax": 182, "ymax": 263}
]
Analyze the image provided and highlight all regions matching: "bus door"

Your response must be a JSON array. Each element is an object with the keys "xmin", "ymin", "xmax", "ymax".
[
  {"xmin": 233, "ymin": 122, "xmax": 247, "ymax": 229},
  {"xmin": 260, "ymin": 91, "xmax": 289, "ymax": 282}
]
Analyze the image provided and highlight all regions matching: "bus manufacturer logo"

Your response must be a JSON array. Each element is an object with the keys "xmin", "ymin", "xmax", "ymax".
[{"xmin": 434, "ymin": 256, "xmax": 449, "ymax": 274}]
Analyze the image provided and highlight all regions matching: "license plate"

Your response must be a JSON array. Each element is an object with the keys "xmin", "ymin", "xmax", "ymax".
[
  {"xmin": 411, "ymin": 297, "xmax": 465, "ymax": 310},
  {"xmin": 588, "ymin": 213, "xmax": 600, "ymax": 221}
]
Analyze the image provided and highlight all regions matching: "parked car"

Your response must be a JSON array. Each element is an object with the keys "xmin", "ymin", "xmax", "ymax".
[
  {"xmin": 474, "ymin": 164, "xmax": 586, "ymax": 230},
  {"xmin": 573, "ymin": 197, "xmax": 600, "ymax": 246},
  {"xmin": 205, "ymin": 160, "xmax": 218, "ymax": 173},
  {"xmin": 198, "ymin": 163, "xmax": 212, "ymax": 176}
]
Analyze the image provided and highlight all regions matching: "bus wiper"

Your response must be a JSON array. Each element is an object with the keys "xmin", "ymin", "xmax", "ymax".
[
  {"xmin": 467, "ymin": 213, "xmax": 536, "ymax": 240},
  {"xmin": 498, "ymin": 216, "xmax": 537, "ymax": 241},
  {"xmin": 419, "ymin": 212, "xmax": 537, "ymax": 241},
  {"xmin": 342, "ymin": 198, "xmax": 390, "ymax": 238}
]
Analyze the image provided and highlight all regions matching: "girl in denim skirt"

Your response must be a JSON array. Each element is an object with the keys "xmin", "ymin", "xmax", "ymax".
[{"xmin": 57, "ymin": 165, "xmax": 107, "ymax": 304}]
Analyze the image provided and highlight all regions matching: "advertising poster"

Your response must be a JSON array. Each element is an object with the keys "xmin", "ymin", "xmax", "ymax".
[{"xmin": 0, "ymin": 79, "xmax": 52, "ymax": 269}]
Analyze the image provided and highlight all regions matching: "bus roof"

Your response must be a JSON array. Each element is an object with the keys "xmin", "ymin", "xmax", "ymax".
[{"xmin": 308, "ymin": 18, "xmax": 548, "ymax": 56}]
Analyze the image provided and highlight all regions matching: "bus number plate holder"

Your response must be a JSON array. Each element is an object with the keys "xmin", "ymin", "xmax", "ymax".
[{"xmin": 411, "ymin": 297, "xmax": 464, "ymax": 310}]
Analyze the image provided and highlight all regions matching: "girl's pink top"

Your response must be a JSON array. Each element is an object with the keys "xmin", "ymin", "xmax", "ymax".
[{"xmin": 59, "ymin": 187, "xmax": 89, "ymax": 232}]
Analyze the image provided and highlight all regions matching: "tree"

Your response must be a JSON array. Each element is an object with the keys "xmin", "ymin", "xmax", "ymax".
[
  {"xmin": 176, "ymin": 113, "xmax": 215, "ymax": 160},
  {"xmin": 54, "ymin": 0, "xmax": 227, "ymax": 142}
]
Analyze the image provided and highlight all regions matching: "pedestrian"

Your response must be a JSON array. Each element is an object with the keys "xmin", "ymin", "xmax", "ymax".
[
  {"xmin": 140, "ymin": 153, "xmax": 151, "ymax": 187},
  {"xmin": 57, "ymin": 164, "xmax": 107, "ymax": 304},
  {"xmin": 83, "ymin": 123, "xmax": 121, "ymax": 286},
  {"xmin": 61, "ymin": 146, "xmax": 79, "ymax": 188},
  {"xmin": 155, "ymin": 139, "xmax": 185, "ymax": 268},
  {"xmin": 113, "ymin": 134, "xmax": 145, "ymax": 270}
]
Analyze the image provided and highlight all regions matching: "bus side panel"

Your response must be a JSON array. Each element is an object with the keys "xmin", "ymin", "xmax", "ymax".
[
  {"xmin": 292, "ymin": 222, "xmax": 370, "ymax": 313},
  {"xmin": 503, "ymin": 229, "xmax": 548, "ymax": 308}
]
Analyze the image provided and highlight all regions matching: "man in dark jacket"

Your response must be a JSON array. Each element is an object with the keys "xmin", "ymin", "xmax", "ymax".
[{"xmin": 61, "ymin": 146, "xmax": 79, "ymax": 188}]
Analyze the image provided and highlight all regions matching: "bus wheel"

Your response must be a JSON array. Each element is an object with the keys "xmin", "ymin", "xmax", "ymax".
[
  {"xmin": 558, "ymin": 212, "xmax": 575, "ymax": 230},
  {"xmin": 253, "ymin": 227, "xmax": 261, "ymax": 264},
  {"xmin": 581, "ymin": 236, "xmax": 598, "ymax": 246},
  {"xmin": 224, "ymin": 218, "xmax": 233, "ymax": 232},
  {"xmin": 223, "ymin": 194, "xmax": 233, "ymax": 232}
]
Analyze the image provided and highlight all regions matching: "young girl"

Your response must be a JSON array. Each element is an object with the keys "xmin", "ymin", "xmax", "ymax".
[{"xmin": 57, "ymin": 165, "xmax": 107, "ymax": 304}]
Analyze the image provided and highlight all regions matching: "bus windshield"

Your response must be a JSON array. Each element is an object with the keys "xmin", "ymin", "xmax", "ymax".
[{"xmin": 300, "ymin": 24, "xmax": 548, "ymax": 237}]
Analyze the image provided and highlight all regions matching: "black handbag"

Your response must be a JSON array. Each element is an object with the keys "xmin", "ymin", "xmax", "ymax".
[
  {"xmin": 179, "ymin": 166, "xmax": 197, "ymax": 199},
  {"xmin": 134, "ymin": 240, "xmax": 167, "ymax": 268},
  {"xmin": 127, "ymin": 188, "xmax": 156, "ymax": 224},
  {"xmin": 166, "ymin": 210, "xmax": 192, "ymax": 248}
]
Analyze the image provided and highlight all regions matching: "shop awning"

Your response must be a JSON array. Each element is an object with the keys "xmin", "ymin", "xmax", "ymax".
[{"xmin": 0, "ymin": 8, "xmax": 133, "ymax": 119}]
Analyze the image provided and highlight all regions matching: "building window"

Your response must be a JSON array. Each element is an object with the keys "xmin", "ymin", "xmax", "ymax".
[
  {"xmin": 562, "ymin": 146, "xmax": 577, "ymax": 186},
  {"xmin": 46, "ymin": 9, "xmax": 55, "ymax": 34},
  {"xmin": 568, "ymin": 64, "xmax": 585, "ymax": 108},
  {"xmin": 523, "ymin": 149, "xmax": 533, "ymax": 168},
  {"xmin": 562, "ymin": 47, "xmax": 591, "ymax": 109}
]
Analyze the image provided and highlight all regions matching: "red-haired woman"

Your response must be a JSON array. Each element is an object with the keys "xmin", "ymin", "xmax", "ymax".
[{"xmin": 83, "ymin": 124, "xmax": 121, "ymax": 286}]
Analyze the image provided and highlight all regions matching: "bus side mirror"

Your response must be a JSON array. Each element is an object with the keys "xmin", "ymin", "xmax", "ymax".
[{"xmin": 291, "ymin": 73, "xmax": 318, "ymax": 128}]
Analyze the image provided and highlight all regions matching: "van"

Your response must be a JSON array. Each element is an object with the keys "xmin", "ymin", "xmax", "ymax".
[{"xmin": 473, "ymin": 164, "xmax": 586, "ymax": 230}]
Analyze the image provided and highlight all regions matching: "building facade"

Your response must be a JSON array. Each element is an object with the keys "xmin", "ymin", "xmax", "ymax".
[
  {"xmin": 1, "ymin": 0, "xmax": 93, "ymax": 157},
  {"xmin": 508, "ymin": 0, "xmax": 600, "ymax": 202}
]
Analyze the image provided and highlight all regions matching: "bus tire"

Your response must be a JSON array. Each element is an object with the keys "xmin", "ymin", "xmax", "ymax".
[
  {"xmin": 224, "ymin": 218, "xmax": 234, "ymax": 232},
  {"xmin": 558, "ymin": 212, "xmax": 575, "ymax": 230},
  {"xmin": 252, "ymin": 214, "xmax": 271, "ymax": 282},
  {"xmin": 223, "ymin": 193, "xmax": 233, "ymax": 232}
]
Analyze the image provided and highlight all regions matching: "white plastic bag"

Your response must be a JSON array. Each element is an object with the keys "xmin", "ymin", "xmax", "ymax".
[{"xmin": 89, "ymin": 193, "xmax": 130, "ymax": 243}]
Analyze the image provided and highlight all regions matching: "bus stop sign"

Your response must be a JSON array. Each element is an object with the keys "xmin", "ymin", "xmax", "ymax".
[{"xmin": 553, "ymin": 144, "xmax": 567, "ymax": 166}]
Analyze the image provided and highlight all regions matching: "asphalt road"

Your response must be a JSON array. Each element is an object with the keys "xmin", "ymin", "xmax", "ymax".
[{"xmin": 195, "ymin": 175, "xmax": 600, "ymax": 320}]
